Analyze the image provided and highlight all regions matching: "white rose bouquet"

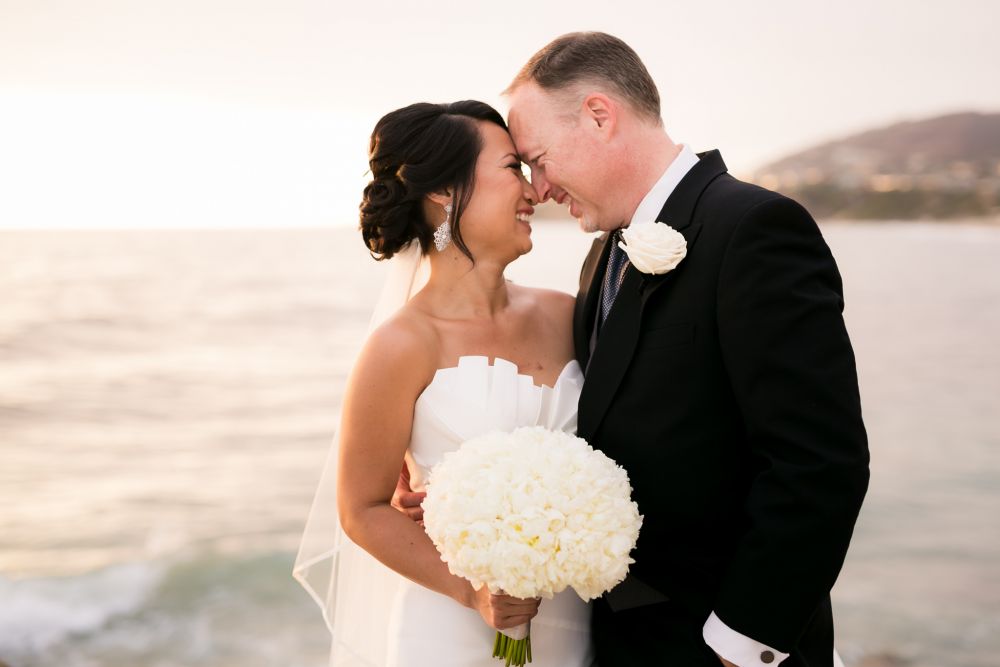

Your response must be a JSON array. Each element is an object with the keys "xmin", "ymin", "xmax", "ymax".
[{"xmin": 422, "ymin": 426, "xmax": 643, "ymax": 666}]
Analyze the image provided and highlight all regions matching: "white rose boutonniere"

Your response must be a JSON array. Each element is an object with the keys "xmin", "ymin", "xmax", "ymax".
[{"xmin": 618, "ymin": 222, "xmax": 687, "ymax": 275}]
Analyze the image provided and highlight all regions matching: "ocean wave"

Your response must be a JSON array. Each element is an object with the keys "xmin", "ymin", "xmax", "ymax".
[
  {"xmin": 0, "ymin": 551, "xmax": 330, "ymax": 667},
  {"xmin": 0, "ymin": 561, "xmax": 164, "ymax": 655}
]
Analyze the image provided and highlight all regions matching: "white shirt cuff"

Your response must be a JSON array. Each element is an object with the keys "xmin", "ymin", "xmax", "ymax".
[{"xmin": 703, "ymin": 611, "xmax": 789, "ymax": 666}]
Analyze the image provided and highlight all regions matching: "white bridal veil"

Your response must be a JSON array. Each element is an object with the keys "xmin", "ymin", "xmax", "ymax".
[{"xmin": 293, "ymin": 241, "xmax": 430, "ymax": 666}]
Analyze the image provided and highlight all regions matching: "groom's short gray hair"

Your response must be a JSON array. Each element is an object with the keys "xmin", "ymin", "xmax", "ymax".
[{"xmin": 506, "ymin": 32, "xmax": 661, "ymax": 124}]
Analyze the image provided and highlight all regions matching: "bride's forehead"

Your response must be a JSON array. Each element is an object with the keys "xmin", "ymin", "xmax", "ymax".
[{"xmin": 479, "ymin": 123, "xmax": 516, "ymax": 150}]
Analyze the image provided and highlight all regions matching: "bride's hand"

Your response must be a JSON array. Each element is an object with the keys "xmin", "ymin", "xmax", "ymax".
[{"xmin": 470, "ymin": 586, "xmax": 540, "ymax": 631}]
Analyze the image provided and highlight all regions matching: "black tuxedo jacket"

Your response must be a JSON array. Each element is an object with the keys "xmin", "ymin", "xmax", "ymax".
[{"xmin": 575, "ymin": 150, "xmax": 869, "ymax": 665}]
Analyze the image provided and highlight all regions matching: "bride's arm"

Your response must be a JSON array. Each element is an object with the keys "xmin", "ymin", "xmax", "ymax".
[{"xmin": 336, "ymin": 321, "xmax": 538, "ymax": 630}]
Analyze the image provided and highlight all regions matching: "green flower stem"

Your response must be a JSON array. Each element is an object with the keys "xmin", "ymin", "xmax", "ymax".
[{"xmin": 491, "ymin": 629, "xmax": 532, "ymax": 666}]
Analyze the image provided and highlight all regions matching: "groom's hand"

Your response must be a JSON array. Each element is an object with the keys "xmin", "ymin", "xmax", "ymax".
[
  {"xmin": 390, "ymin": 461, "xmax": 426, "ymax": 525},
  {"xmin": 715, "ymin": 654, "xmax": 738, "ymax": 667}
]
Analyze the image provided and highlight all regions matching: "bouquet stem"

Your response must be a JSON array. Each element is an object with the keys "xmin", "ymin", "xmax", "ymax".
[{"xmin": 492, "ymin": 622, "xmax": 531, "ymax": 666}]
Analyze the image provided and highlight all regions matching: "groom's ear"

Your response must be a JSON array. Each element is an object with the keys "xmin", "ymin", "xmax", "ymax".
[{"xmin": 582, "ymin": 93, "xmax": 616, "ymax": 135}]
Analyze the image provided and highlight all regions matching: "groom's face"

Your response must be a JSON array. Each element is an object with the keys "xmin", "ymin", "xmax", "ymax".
[{"xmin": 507, "ymin": 82, "xmax": 617, "ymax": 233}]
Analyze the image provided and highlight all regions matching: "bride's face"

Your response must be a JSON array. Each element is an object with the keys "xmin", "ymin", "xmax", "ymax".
[{"xmin": 456, "ymin": 121, "xmax": 538, "ymax": 264}]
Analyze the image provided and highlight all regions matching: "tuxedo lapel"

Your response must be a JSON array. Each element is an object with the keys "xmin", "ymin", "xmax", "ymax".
[
  {"xmin": 573, "ymin": 232, "xmax": 612, "ymax": 368},
  {"xmin": 637, "ymin": 149, "xmax": 727, "ymax": 306},
  {"xmin": 577, "ymin": 150, "xmax": 729, "ymax": 441},
  {"xmin": 577, "ymin": 265, "xmax": 643, "ymax": 440}
]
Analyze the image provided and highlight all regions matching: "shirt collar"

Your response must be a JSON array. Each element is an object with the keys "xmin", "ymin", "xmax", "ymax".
[{"xmin": 629, "ymin": 144, "xmax": 699, "ymax": 227}]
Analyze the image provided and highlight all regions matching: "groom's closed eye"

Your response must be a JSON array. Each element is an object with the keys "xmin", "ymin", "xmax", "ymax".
[{"xmin": 526, "ymin": 154, "xmax": 546, "ymax": 179}]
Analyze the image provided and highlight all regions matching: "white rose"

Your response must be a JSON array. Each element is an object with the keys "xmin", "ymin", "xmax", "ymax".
[{"xmin": 618, "ymin": 222, "xmax": 687, "ymax": 275}]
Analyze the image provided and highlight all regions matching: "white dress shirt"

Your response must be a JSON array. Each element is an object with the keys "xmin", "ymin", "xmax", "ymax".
[
  {"xmin": 628, "ymin": 143, "xmax": 699, "ymax": 227},
  {"xmin": 629, "ymin": 143, "xmax": 789, "ymax": 667}
]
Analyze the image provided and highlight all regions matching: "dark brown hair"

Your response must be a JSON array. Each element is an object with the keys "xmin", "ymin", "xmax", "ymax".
[
  {"xmin": 506, "ymin": 32, "xmax": 661, "ymax": 123},
  {"xmin": 360, "ymin": 100, "xmax": 507, "ymax": 261}
]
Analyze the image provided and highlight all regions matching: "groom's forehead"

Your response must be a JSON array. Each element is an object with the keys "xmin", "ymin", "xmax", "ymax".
[
  {"xmin": 507, "ymin": 85, "xmax": 539, "ymax": 122},
  {"xmin": 507, "ymin": 103, "xmax": 542, "ymax": 143},
  {"xmin": 508, "ymin": 127, "xmax": 536, "ymax": 159},
  {"xmin": 506, "ymin": 110, "xmax": 531, "ymax": 147}
]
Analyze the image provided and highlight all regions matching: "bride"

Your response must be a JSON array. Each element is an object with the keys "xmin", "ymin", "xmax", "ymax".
[{"xmin": 295, "ymin": 100, "xmax": 595, "ymax": 666}]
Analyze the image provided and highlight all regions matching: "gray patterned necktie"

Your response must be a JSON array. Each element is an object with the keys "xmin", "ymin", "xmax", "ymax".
[{"xmin": 600, "ymin": 230, "xmax": 629, "ymax": 323}]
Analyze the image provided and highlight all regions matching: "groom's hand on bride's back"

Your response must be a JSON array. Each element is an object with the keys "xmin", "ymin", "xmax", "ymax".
[{"xmin": 391, "ymin": 461, "xmax": 426, "ymax": 525}]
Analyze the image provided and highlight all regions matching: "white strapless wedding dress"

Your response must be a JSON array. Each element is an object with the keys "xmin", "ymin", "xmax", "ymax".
[{"xmin": 382, "ymin": 355, "xmax": 595, "ymax": 667}]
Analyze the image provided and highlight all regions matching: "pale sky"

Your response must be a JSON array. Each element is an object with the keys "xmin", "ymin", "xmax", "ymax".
[{"xmin": 1, "ymin": 0, "xmax": 998, "ymax": 228}]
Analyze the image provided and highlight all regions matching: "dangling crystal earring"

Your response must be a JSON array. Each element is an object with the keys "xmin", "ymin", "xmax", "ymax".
[{"xmin": 434, "ymin": 203, "xmax": 452, "ymax": 252}]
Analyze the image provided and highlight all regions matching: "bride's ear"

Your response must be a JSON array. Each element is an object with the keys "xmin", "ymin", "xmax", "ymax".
[{"xmin": 426, "ymin": 189, "xmax": 453, "ymax": 208}]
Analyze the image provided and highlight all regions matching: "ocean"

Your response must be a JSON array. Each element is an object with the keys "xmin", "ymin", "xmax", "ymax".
[{"xmin": 1, "ymin": 223, "xmax": 998, "ymax": 667}]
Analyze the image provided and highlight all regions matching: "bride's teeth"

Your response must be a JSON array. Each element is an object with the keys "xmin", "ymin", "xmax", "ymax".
[{"xmin": 516, "ymin": 213, "xmax": 532, "ymax": 223}]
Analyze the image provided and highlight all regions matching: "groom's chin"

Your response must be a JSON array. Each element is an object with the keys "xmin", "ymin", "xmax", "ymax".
[{"xmin": 578, "ymin": 217, "xmax": 599, "ymax": 234}]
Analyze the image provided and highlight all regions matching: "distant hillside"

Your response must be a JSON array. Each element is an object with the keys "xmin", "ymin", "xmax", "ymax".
[{"xmin": 753, "ymin": 112, "xmax": 1000, "ymax": 219}]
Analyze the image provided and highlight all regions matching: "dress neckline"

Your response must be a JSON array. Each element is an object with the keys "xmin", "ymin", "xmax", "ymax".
[{"xmin": 427, "ymin": 355, "xmax": 581, "ymax": 392}]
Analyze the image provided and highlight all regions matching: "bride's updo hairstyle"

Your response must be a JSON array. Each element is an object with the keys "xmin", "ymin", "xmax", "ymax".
[{"xmin": 360, "ymin": 100, "xmax": 507, "ymax": 261}]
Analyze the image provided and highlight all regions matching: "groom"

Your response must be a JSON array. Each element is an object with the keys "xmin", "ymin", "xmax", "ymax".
[{"xmin": 501, "ymin": 33, "xmax": 870, "ymax": 666}]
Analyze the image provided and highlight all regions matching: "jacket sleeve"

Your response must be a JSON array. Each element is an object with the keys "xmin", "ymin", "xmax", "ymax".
[{"xmin": 713, "ymin": 195, "xmax": 870, "ymax": 652}]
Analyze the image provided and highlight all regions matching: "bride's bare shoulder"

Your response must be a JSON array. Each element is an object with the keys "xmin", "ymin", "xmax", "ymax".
[
  {"xmin": 508, "ymin": 284, "xmax": 575, "ymax": 358},
  {"xmin": 511, "ymin": 283, "xmax": 575, "ymax": 322},
  {"xmin": 352, "ymin": 306, "xmax": 439, "ymax": 392}
]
